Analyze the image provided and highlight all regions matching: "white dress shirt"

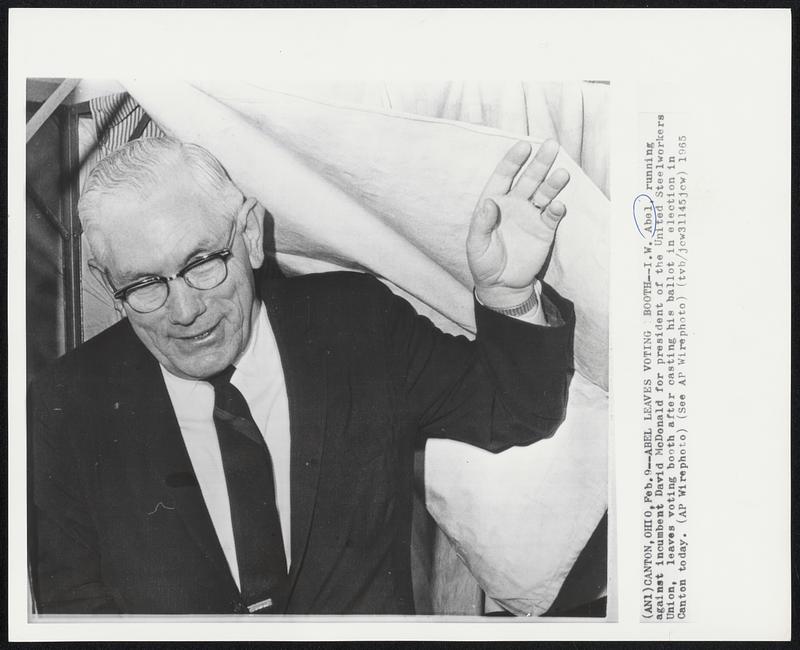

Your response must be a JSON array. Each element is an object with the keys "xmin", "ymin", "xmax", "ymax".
[{"xmin": 161, "ymin": 304, "xmax": 292, "ymax": 590}]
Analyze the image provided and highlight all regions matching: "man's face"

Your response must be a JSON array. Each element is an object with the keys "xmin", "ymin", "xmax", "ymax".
[{"xmin": 95, "ymin": 169, "xmax": 262, "ymax": 380}]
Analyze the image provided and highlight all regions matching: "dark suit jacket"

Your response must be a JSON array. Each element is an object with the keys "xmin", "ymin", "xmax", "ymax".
[{"xmin": 29, "ymin": 271, "xmax": 574, "ymax": 615}]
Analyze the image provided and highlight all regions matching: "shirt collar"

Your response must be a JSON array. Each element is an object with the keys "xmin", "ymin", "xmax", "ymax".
[{"xmin": 231, "ymin": 303, "xmax": 276, "ymax": 393}]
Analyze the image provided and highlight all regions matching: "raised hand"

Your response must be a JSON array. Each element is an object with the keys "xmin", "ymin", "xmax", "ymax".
[{"xmin": 467, "ymin": 139, "xmax": 570, "ymax": 310}]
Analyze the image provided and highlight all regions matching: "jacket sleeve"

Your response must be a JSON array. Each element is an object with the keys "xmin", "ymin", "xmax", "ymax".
[
  {"xmin": 382, "ymin": 280, "xmax": 575, "ymax": 452},
  {"xmin": 28, "ymin": 377, "xmax": 120, "ymax": 614}
]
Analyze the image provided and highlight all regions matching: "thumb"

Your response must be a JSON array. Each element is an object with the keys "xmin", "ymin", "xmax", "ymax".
[{"xmin": 469, "ymin": 198, "xmax": 500, "ymax": 240}]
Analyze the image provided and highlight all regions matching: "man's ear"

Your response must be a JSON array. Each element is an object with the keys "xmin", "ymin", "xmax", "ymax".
[
  {"xmin": 87, "ymin": 259, "xmax": 110, "ymax": 291},
  {"xmin": 87, "ymin": 259, "xmax": 125, "ymax": 316},
  {"xmin": 240, "ymin": 197, "xmax": 266, "ymax": 270}
]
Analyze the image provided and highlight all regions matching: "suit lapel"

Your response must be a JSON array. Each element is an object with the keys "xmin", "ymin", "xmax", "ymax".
[
  {"xmin": 115, "ymin": 323, "xmax": 240, "ymax": 600},
  {"xmin": 263, "ymin": 282, "xmax": 328, "ymax": 606},
  {"xmin": 110, "ymin": 279, "xmax": 330, "ymax": 610}
]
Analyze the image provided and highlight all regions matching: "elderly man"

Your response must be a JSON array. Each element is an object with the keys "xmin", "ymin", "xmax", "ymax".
[{"xmin": 29, "ymin": 136, "xmax": 575, "ymax": 615}]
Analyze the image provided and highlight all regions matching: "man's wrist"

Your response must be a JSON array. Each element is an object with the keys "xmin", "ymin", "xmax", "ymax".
[
  {"xmin": 491, "ymin": 290, "xmax": 539, "ymax": 317},
  {"xmin": 475, "ymin": 281, "xmax": 546, "ymax": 324},
  {"xmin": 475, "ymin": 282, "xmax": 539, "ymax": 313}
]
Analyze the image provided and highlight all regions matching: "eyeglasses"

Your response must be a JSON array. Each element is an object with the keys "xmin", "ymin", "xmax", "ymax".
[{"xmin": 108, "ymin": 220, "xmax": 238, "ymax": 314}]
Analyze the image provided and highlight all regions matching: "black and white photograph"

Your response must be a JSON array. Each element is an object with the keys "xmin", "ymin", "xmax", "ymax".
[
  {"xmin": 25, "ymin": 78, "xmax": 610, "ymax": 618},
  {"xmin": 9, "ymin": 8, "xmax": 790, "ymax": 643}
]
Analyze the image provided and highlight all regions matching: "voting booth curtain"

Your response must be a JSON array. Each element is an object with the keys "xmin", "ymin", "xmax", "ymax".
[{"xmin": 79, "ymin": 81, "xmax": 611, "ymax": 616}]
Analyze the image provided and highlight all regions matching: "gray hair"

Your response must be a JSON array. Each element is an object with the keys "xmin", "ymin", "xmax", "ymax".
[{"xmin": 79, "ymin": 137, "xmax": 244, "ymax": 264}]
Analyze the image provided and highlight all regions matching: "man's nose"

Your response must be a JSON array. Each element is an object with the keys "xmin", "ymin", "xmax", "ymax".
[{"xmin": 167, "ymin": 280, "xmax": 207, "ymax": 325}]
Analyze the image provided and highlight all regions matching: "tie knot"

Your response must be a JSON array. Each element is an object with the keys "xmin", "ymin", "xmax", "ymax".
[{"xmin": 207, "ymin": 365, "xmax": 237, "ymax": 392}]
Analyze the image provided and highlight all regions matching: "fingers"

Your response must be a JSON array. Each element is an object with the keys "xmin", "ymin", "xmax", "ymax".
[
  {"xmin": 531, "ymin": 168, "xmax": 570, "ymax": 211},
  {"xmin": 542, "ymin": 199, "xmax": 567, "ymax": 227},
  {"xmin": 509, "ymin": 139, "xmax": 560, "ymax": 199},
  {"xmin": 482, "ymin": 141, "xmax": 533, "ymax": 198}
]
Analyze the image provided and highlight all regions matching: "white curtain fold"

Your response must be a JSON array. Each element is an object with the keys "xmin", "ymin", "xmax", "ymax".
[{"xmin": 124, "ymin": 80, "xmax": 609, "ymax": 387}]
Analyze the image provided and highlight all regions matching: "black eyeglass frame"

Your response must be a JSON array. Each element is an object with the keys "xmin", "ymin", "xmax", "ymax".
[{"xmin": 108, "ymin": 220, "xmax": 238, "ymax": 312}]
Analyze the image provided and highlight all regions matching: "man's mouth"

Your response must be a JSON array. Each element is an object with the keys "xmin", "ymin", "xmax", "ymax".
[{"xmin": 180, "ymin": 321, "xmax": 221, "ymax": 343}]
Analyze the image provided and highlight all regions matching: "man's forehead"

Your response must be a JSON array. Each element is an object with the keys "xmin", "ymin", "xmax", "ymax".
[
  {"xmin": 97, "ymin": 164, "xmax": 218, "ymax": 227},
  {"xmin": 102, "ymin": 222, "xmax": 228, "ymax": 284},
  {"xmin": 95, "ymin": 191, "xmax": 229, "ymax": 281}
]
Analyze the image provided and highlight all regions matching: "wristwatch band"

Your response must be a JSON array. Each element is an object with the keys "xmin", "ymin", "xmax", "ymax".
[{"xmin": 493, "ymin": 280, "xmax": 541, "ymax": 317}]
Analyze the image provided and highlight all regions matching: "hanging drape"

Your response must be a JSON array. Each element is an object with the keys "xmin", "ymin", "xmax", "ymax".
[{"xmin": 84, "ymin": 80, "xmax": 610, "ymax": 616}]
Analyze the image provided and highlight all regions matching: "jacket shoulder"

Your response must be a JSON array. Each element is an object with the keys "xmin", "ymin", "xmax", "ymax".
[
  {"xmin": 277, "ymin": 270, "xmax": 390, "ymax": 299},
  {"xmin": 29, "ymin": 319, "xmax": 137, "ymax": 398},
  {"xmin": 266, "ymin": 271, "xmax": 396, "ymax": 315},
  {"xmin": 263, "ymin": 272, "xmax": 401, "ymax": 346}
]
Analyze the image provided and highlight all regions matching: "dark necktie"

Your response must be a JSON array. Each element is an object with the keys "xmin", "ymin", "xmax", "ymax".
[{"xmin": 208, "ymin": 365, "xmax": 287, "ymax": 614}]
